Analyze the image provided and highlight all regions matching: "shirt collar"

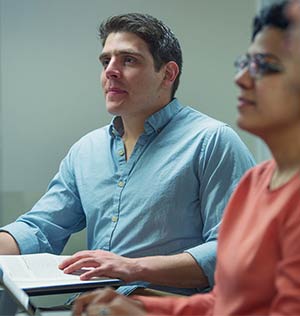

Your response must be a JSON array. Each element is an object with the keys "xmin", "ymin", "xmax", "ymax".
[
  {"xmin": 109, "ymin": 116, "xmax": 124, "ymax": 137},
  {"xmin": 109, "ymin": 98, "xmax": 183, "ymax": 137}
]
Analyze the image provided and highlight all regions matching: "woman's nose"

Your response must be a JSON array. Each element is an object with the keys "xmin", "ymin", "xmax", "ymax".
[{"xmin": 234, "ymin": 67, "xmax": 254, "ymax": 89}]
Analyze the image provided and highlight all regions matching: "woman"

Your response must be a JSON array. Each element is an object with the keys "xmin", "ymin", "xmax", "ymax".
[
  {"xmin": 286, "ymin": 0, "xmax": 300, "ymax": 91},
  {"xmin": 72, "ymin": 2, "xmax": 300, "ymax": 315},
  {"xmin": 287, "ymin": 0, "xmax": 300, "ymax": 57}
]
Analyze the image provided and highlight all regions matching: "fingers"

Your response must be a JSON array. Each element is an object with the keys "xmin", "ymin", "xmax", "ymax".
[
  {"xmin": 79, "ymin": 266, "xmax": 113, "ymax": 280},
  {"xmin": 60, "ymin": 250, "xmax": 103, "ymax": 274},
  {"xmin": 62, "ymin": 258, "xmax": 115, "ymax": 279},
  {"xmin": 72, "ymin": 288, "xmax": 117, "ymax": 316},
  {"xmin": 86, "ymin": 304, "xmax": 115, "ymax": 316},
  {"xmin": 59, "ymin": 250, "xmax": 95, "ymax": 269},
  {"xmin": 63, "ymin": 258, "xmax": 99, "ymax": 275},
  {"xmin": 59, "ymin": 250, "xmax": 132, "ymax": 282},
  {"xmin": 72, "ymin": 289, "xmax": 146, "ymax": 316},
  {"xmin": 80, "ymin": 268, "xmax": 101, "ymax": 280},
  {"xmin": 72, "ymin": 291, "xmax": 100, "ymax": 316},
  {"xmin": 84, "ymin": 295, "xmax": 146, "ymax": 316},
  {"xmin": 86, "ymin": 304, "xmax": 108, "ymax": 316}
]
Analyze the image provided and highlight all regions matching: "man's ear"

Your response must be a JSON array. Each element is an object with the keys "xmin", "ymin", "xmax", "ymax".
[{"xmin": 162, "ymin": 61, "xmax": 179, "ymax": 87}]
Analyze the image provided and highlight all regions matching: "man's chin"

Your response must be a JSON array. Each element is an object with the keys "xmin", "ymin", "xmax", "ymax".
[{"xmin": 106, "ymin": 105, "xmax": 122, "ymax": 116}]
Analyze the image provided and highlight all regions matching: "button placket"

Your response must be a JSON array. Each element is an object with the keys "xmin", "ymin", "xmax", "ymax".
[
  {"xmin": 118, "ymin": 180, "xmax": 125, "ymax": 187},
  {"xmin": 111, "ymin": 215, "xmax": 118, "ymax": 222},
  {"xmin": 118, "ymin": 149, "xmax": 125, "ymax": 157},
  {"xmin": 109, "ymin": 132, "xmax": 151, "ymax": 249}
]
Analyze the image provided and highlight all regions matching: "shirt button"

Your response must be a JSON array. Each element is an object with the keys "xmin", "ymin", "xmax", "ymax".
[
  {"xmin": 118, "ymin": 149, "xmax": 125, "ymax": 156},
  {"xmin": 118, "ymin": 180, "xmax": 125, "ymax": 187},
  {"xmin": 112, "ymin": 216, "xmax": 118, "ymax": 222}
]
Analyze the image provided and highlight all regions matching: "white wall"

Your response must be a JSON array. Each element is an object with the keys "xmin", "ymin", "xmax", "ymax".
[{"xmin": 0, "ymin": 0, "xmax": 256, "ymax": 253}]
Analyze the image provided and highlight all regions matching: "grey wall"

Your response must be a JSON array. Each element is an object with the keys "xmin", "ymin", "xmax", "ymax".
[
  {"xmin": 0, "ymin": 0, "xmax": 256, "ymax": 254},
  {"xmin": 258, "ymin": 0, "xmax": 286, "ymax": 10}
]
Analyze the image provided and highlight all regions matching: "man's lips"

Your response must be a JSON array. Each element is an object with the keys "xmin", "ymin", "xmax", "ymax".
[{"xmin": 106, "ymin": 87, "xmax": 127, "ymax": 94}]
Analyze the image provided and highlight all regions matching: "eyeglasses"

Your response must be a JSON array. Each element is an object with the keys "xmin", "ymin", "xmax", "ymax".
[{"xmin": 234, "ymin": 53, "xmax": 284, "ymax": 79}]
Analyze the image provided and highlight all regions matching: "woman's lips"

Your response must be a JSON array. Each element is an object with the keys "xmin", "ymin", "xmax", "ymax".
[{"xmin": 237, "ymin": 97, "xmax": 255, "ymax": 109}]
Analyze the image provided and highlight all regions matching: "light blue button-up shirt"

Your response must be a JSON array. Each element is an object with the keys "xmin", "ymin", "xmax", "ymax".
[{"xmin": 1, "ymin": 99, "xmax": 255, "ymax": 295}]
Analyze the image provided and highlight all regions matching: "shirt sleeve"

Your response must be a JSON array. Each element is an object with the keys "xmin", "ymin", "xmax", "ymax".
[
  {"xmin": 0, "ymin": 146, "xmax": 86, "ymax": 254},
  {"xmin": 270, "ymin": 199, "xmax": 300, "ymax": 315},
  {"xmin": 133, "ymin": 290, "xmax": 216, "ymax": 316},
  {"xmin": 185, "ymin": 125, "xmax": 255, "ymax": 288}
]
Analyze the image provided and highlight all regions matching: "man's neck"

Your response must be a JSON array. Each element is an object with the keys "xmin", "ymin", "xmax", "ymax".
[
  {"xmin": 119, "ymin": 97, "xmax": 172, "ymax": 159},
  {"xmin": 120, "ymin": 117, "xmax": 145, "ymax": 161},
  {"xmin": 121, "ymin": 115, "xmax": 145, "ymax": 139}
]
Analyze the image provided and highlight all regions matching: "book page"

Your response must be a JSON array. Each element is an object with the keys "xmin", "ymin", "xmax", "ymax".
[
  {"xmin": 0, "ymin": 253, "xmax": 103, "ymax": 288},
  {"xmin": 0, "ymin": 253, "xmax": 72, "ymax": 281}
]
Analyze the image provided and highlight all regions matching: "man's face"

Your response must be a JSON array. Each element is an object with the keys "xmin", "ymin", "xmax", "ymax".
[{"xmin": 99, "ymin": 32, "xmax": 169, "ymax": 119}]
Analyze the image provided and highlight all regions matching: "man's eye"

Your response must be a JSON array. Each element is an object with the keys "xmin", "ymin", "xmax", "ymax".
[
  {"xmin": 100, "ymin": 59, "xmax": 110, "ymax": 68},
  {"xmin": 124, "ymin": 56, "xmax": 136, "ymax": 64}
]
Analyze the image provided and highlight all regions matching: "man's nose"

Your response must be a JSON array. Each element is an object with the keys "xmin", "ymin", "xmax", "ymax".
[{"xmin": 105, "ymin": 59, "xmax": 121, "ymax": 79}]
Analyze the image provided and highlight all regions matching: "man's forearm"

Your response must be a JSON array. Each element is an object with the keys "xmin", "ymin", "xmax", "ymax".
[
  {"xmin": 133, "ymin": 252, "xmax": 209, "ymax": 289},
  {"xmin": 0, "ymin": 232, "xmax": 21, "ymax": 255},
  {"xmin": 60, "ymin": 249, "xmax": 210, "ymax": 289}
]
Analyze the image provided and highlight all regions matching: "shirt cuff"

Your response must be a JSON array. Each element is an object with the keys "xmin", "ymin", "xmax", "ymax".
[{"xmin": 184, "ymin": 240, "xmax": 217, "ymax": 288}]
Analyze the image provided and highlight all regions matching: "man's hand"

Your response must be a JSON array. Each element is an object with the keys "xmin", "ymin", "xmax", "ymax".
[
  {"xmin": 59, "ymin": 250, "xmax": 139, "ymax": 282},
  {"xmin": 72, "ymin": 287, "xmax": 146, "ymax": 316},
  {"xmin": 59, "ymin": 250, "xmax": 208, "ymax": 289}
]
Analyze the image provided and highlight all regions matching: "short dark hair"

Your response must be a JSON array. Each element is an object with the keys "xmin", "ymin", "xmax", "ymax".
[
  {"xmin": 99, "ymin": 13, "xmax": 182, "ymax": 99},
  {"xmin": 252, "ymin": 1, "xmax": 290, "ymax": 41}
]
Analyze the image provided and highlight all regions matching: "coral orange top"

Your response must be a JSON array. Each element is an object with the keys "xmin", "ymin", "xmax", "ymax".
[{"xmin": 136, "ymin": 160, "xmax": 300, "ymax": 315}]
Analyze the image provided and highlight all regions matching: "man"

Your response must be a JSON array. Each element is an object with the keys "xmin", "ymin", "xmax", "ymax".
[
  {"xmin": 0, "ymin": 13, "xmax": 254, "ymax": 296},
  {"xmin": 72, "ymin": 3, "xmax": 300, "ymax": 316}
]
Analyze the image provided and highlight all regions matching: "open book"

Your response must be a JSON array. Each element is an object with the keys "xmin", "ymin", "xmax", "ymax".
[{"xmin": 0, "ymin": 253, "xmax": 122, "ymax": 295}]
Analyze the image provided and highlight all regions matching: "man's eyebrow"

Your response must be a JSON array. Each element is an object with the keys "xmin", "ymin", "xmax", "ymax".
[{"xmin": 99, "ymin": 50, "xmax": 145, "ymax": 61}]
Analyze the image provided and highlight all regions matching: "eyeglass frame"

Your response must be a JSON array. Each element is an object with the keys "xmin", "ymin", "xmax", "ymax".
[{"xmin": 234, "ymin": 53, "xmax": 285, "ymax": 79}]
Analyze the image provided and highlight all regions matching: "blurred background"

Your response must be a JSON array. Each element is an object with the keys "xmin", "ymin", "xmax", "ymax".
[{"xmin": 0, "ymin": 0, "xmax": 282, "ymax": 254}]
